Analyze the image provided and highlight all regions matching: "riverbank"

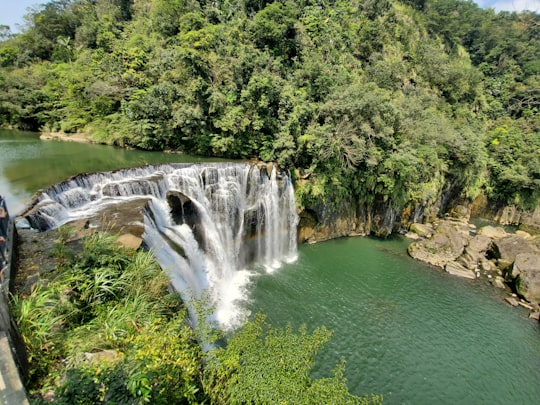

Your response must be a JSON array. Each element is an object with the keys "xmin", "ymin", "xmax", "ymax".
[
  {"xmin": 39, "ymin": 131, "xmax": 95, "ymax": 143},
  {"xmin": 406, "ymin": 217, "xmax": 540, "ymax": 321}
]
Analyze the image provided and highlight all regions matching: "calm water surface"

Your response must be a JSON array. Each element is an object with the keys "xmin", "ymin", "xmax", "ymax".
[
  {"xmin": 2, "ymin": 129, "xmax": 539, "ymax": 404},
  {"xmin": 0, "ymin": 129, "xmax": 224, "ymax": 214},
  {"xmin": 248, "ymin": 236, "xmax": 540, "ymax": 404}
]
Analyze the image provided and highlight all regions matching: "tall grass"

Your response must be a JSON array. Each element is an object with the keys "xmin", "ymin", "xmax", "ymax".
[
  {"xmin": 10, "ymin": 285, "xmax": 65, "ymax": 380},
  {"xmin": 11, "ymin": 230, "xmax": 204, "ymax": 403}
]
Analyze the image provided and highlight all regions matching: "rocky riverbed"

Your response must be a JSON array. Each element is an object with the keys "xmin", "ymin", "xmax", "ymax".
[{"xmin": 406, "ymin": 218, "xmax": 540, "ymax": 321}]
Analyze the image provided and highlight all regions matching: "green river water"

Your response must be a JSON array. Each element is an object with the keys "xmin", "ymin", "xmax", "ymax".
[{"xmin": 1, "ymin": 129, "xmax": 539, "ymax": 404}]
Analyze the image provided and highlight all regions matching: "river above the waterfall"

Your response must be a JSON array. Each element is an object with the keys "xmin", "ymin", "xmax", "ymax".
[
  {"xmin": 2, "ymin": 129, "xmax": 539, "ymax": 404},
  {"xmin": 0, "ymin": 129, "xmax": 227, "ymax": 214}
]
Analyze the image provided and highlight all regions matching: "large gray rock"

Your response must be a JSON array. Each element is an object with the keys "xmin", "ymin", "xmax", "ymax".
[
  {"xmin": 407, "ymin": 220, "xmax": 470, "ymax": 268},
  {"xmin": 445, "ymin": 261, "xmax": 476, "ymax": 279},
  {"xmin": 116, "ymin": 234, "xmax": 142, "ymax": 250},
  {"xmin": 458, "ymin": 234, "xmax": 492, "ymax": 270},
  {"xmin": 512, "ymin": 253, "xmax": 540, "ymax": 304},
  {"xmin": 491, "ymin": 235, "xmax": 539, "ymax": 264},
  {"xmin": 477, "ymin": 225, "xmax": 508, "ymax": 240},
  {"xmin": 519, "ymin": 205, "xmax": 540, "ymax": 233},
  {"xmin": 494, "ymin": 205, "xmax": 521, "ymax": 225},
  {"xmin": 409, "ymin": 223, "xmax": 434, "ymax": 238},
  {"xmin": 490, "ymin": 276, "xmax": 506, "ymax": 289}
]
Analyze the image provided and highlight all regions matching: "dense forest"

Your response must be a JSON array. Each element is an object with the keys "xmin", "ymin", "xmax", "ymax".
[{"xmin": 0, "ymin": 0, "xmax": 538, "ymax": 214}]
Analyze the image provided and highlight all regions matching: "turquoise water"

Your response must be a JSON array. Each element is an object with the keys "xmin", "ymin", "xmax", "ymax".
[
  {"xmin": 2, "ymin": 129, "xmax": 539, "ymax": 404},
  {"xmin": 248, "ymin": 236, "xmax": 540, "ymax": 404},
  {"xmin": 0, "ymin": 129, "xmax": 225, "ymax": 214}
]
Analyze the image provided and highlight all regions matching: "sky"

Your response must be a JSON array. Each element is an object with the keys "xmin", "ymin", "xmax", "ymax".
[{"xmin": 0, "ymin": 0, "xmax": 539, "ymax": 33}]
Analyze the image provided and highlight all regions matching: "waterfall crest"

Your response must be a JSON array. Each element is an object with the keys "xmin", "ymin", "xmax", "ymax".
[{"xmin": 24, "ymin": 163, "xmax": 298, "ymax": 329}]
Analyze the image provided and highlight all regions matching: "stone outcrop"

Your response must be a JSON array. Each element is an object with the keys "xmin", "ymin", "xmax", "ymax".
[
  {"xmin": 88, "ymin": 198, "xmax": 149, "ymax": 238},
  {"xmin": 470, "ymin": 194, "xmax": 540, "ymax": 233},
  {"xmin": 297, "ymin": 201, "xmax": 364, "ymax": 243},
  {"xmin": 511, "ymin": 254, "xmax": 540, "ymax": 305},
  {"xmin": 520, "ymin": 205, "xmax": 540, "ymax": 233},
  {"xmin": 298, "ymin": 190, "xmax": 539, "ymax": 243},
  {"xmin": 297, "ymin": 188, "xmax": 454, "ymax": 242},
  {"xmin": 494, "ymin": 205, "xmax": 521, "ymax": 225},
  {"xmin": 490, "ymin": 235, "xmax": 540, "ymax": 271},
  {"xmin": 409, "ymin": 223, "xmax": 433, "ymax": 238},
  {"xmin": 477, "ymin": 225, "xmax": 508, "ymax": 240},
  {"xmin": 445, "ymin": 261, "xmax": 476, "ymax": 279},
  {"xmin": 456, "ymin": 234, "xmax": 492, "ymax": 270},
  {"xmin": 407, "ymin": 220, "xmax": 470, "ymax": 268},
  {"xmin": 408, "ymin": 217, "xmax": 540, "ymax": 305}
]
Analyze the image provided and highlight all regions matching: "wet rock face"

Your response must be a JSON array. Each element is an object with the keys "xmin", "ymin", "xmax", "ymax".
[
  {"xmin": 297, "ymin": 201, "xmax": 361, "ymax": 243},
  {"xmin": 166, "ymin": 191, "xmax": 205, "ymax": 250},
  {"xmin": 167, "ymin": 191, "xmax": 199, "ymax": 228},
  {"xmin": 89, "ymin": 198, "xmax": 149, "ymax": 237}
]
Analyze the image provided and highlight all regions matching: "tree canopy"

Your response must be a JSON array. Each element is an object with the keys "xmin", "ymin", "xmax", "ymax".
[{"xmin": 1, "ymin": 0, "xmax": 538, "ymax": 211}]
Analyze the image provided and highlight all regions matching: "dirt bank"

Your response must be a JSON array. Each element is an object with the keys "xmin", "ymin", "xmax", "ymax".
[{"xmin": 40, "ymin": 132, "xmax": 94, "ymax": 143}]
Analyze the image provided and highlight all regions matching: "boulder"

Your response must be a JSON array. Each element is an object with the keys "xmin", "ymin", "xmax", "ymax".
[
  {"xmin": 445, "ymin": 261, "xmax": 476, "ymax": 279},
  {"xmin": 84, "ymin": 350, "xmax": 121, "ymax": 365},
  {"xmin": 407, "ymin": 220, "xmax": 470, "ymax": 268},
  {"xmin": 515, "ymin": 230, "xmax": 532, "ymax": 239},
  {"xmin": 457, "ymin": 234, "xmax": 492, "ymax": 270},
  {"xmin": 467, "ymin": 234, "xmax": 492, "ymax": 256},
  {"xmin": 512, "ymin": 253, "xmax": 540, "ymax": 304},
  {"xmin": 409, "ymin": 223, "xmax": 433, "ymax": 238},
  {"xmin": 518, "ymin": 300, "xmax": 534, "ymax": 310},
  {"xmin": 477, "ymin": 225, "xmax": 508, "ymax": 240},
  {"xmin": 505, "ymin": 296, "xmax": 520, "ymax": 307},
  {"xmin": 491, "ymin": 235, "xmax": 539, "ymax": 264},
  {"xmin": 116, "ymin": 234, "xmax": 142, "ymax": 250},
  {"xmin": 404, "ymin": 231, "xmax": 421, "ymax": 240},
  {"xmin": 448, "ymin": 204, "xmax": 470, "ymax": 221},
  {"xmin": 490, "ymin": 276, "xmax": 506, "ymax": 289},
  {"xmin": 480, "ymin": 259, "xmax": 495, "ymax": 272}
]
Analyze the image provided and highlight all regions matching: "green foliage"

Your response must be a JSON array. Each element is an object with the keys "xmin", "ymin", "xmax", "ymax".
[
  {"xmin": 204, "ymin": 313, "xmax": 383, "ymax": 405},
  {"xmin": 12, "ymin": 231, "xmax": 204, "ymax": 403},
  {"xmin": 14, "ymin": 230, "xmax": 375, "ymax": 403},
  {"xmin": 0, "ymin": 0, "xmax": 538, "ymax": 210},
  {"xmin": 486, "ymin": 118, "xmax": 540, "ymax": 208}
]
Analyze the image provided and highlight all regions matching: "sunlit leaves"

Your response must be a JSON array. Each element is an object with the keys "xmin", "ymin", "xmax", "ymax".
[{"xmin": 204, "ymin": 313, "xmax": 382, "ymax": 405}]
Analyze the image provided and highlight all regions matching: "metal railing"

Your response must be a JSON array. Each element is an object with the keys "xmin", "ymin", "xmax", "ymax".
[{"xmin": 0, "ymin": 197, "xmax": 8, "ymax": 273}]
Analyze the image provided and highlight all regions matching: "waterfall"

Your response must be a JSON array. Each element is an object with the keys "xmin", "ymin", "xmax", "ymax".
[{"xmin": 24, "ymin": 163, "xmax": 298, "ymax": 329}]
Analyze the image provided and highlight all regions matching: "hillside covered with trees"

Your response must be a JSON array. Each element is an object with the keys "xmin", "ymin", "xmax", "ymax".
[{"xmin": 1, "ymin": 0, "xmax": 538, "ymax": 215}]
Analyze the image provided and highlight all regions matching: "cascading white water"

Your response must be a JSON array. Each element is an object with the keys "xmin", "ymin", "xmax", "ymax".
[{"xmin": 24, "ymin": 163, "xmax": 298, "ymax": 329}]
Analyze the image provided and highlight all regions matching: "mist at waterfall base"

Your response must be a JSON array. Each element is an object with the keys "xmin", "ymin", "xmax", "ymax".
[{"xmin": 25, "ymin": 163, "xmax": 298, "ymax": 330}]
